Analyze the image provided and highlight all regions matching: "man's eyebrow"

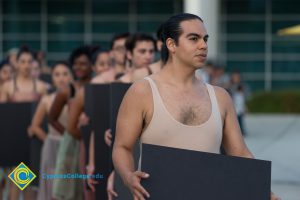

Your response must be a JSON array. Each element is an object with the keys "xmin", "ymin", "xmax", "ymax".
[
  {"xmin": 186, "ymin": 33, "xmax": 200, "ymax": 38},
  {"xmin": 186, "ymin": 33, "xmax": 209, "ymax": 38}
]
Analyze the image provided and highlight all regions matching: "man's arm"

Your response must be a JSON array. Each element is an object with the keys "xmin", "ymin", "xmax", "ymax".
[
  {"xmin": 112, "ymin": 80, "xmax": 150, "ymax": 199},
  {"xmin": 216, "ymin": 86, "xmax": 253, "ymax": 158},
  {"xmin": 216, "ymin": 87, "xmax": 280, "ymax": 200}
]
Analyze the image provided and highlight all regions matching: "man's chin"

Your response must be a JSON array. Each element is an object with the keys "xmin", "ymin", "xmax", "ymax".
[{"xmin": 195, "ymin": 63, "xmax": 205, "ymax": 69}]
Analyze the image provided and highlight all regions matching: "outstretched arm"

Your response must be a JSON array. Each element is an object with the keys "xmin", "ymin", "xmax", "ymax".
[{"xmin": 112, "ymin": 80, "xmax": 150, "ymax": 199}]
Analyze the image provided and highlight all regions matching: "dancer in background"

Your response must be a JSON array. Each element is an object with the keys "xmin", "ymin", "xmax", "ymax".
[{"xmin": 27, "ymin": 61, "xmax": 73, "ymax": 200}]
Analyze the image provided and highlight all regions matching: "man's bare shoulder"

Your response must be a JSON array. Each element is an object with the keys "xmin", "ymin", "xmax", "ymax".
[
  {"xmin": 211, "ymin": 85, "xmax": 231, "ymax": 100},
  {"xmin": 211, "ymin": 85, "xmax": 233, "ymax": 107},
  {"xmin": 127, "ymin": 78, "xmax": 151, "ymax": 98},
  {"xmin": 118, "ymin": 78, "xmax": 152, "ymax": 117}
]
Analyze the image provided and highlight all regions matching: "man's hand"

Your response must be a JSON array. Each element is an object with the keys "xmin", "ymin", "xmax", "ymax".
[{"xmin": 124, "ymin": 171, "xmax": 150, "ymax": 200}]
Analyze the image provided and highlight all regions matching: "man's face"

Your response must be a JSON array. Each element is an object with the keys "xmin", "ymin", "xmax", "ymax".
[
  {"xmin": 173, "ymin": 19, "xmax": 208, "ymax": 69},
  {"xmin": 111, "ymin": 38, "xmax": 127, "ymax": 65},
  {"xmin": 128, "ymin": 41, "xmax": 155, "ymax": 69}
]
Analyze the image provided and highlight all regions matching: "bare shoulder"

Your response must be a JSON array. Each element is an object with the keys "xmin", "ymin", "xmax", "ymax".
[
  {"xmin": 120, "ymin": 78, "xmax": 152, "ymax": 117},
  {"xmin": 41, "ymin": 93, "xmax": 54, "ymax": 106},
  {"xmin": 91, "ymin": 75, "xmax": 105, "ymax": 84},
  {"xmin": 36, "ymin": 80, "xmax": 50, "ymax": 91},
  {"xmin": 126, "ymin": 78, "xmax": 151, "ymax": 99},
  {"xmin": 1, "ymin": 80, "xmax": 14, "ymax": 96},
  {"xmin": 122, "ymin": 78, "xmax": 152, "ymax": 112},
  {"xmin": 211, "ymin": 85, "xmax": 233, "ymax": 109},
  {"xmin": 2, "ymin": 80, "xmax": 14, "ymax": 90}
]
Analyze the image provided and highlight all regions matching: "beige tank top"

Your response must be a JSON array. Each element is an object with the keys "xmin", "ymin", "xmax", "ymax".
[{"xmin": 140, "ymin": 77, "xmax": 223, "ymax": 154}]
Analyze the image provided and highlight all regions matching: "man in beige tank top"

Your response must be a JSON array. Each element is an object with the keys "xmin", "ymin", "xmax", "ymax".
[{"xmin": 112, "ymin": 13, "xmax": 280, "ymax": 200}]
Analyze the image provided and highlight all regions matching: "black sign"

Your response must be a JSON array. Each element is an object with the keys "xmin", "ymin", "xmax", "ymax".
[{"xmin": 141, "ymin": 143, "xmax": 271, "ymax": 200}]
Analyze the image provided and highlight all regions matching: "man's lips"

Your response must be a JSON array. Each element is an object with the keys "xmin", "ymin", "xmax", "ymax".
[
  {"xmin": 195, "ymin": 54, "xmax": 207, "ymax": 60},
  {"xmin": 195, "ymin": 53, "xmax": 207, "ymax": 57}
]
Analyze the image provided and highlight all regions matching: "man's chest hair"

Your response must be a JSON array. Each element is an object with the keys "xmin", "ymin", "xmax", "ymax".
[
  {"xmin": 178, "ymin": 102, "xmax": 211, "ymax": 125},
  {"xmin": 165, "ymin": 94, "xmax": 211, "ymax": 125}
]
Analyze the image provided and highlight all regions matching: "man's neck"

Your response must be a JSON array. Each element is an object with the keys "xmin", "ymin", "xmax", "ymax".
[{"xmin": 162, "ymin": 60, "xmax": 199, "ymax": 87}]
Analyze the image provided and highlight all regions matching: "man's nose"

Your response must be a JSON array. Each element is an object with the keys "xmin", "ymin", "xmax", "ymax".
[
  {"xmin": 145, "ymin": 51, "xmax": 154, "ymax": 60},
  {"xmin": 198, "ymin": 39, "xmax": 208, "ymax": 50}
]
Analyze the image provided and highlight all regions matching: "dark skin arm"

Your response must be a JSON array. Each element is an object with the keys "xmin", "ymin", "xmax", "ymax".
[
  {"xmin": 48, "ymin": 85, "xmax": 70, "ymax": 134},
  {"xmin": 67, "ymin": 88, "xmax": 84, "ymax": 140}
]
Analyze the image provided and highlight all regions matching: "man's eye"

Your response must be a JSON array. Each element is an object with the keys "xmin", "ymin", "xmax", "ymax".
[
  {"xmin": 203, "ymin": 36, "xmax": 209, "ymax": 42},
  {"xmin": 190, "ymin": 37, "xmax": 198, "ymax": 41}
]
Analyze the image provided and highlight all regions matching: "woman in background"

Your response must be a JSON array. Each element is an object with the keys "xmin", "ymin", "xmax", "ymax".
[
  {"xmin": 0, "ymin": 61, "xmax": 13, "ymax": 96},
  {"xmin": 49, "ymin": 45, "xmax": 95, "ymax": 200},
  {"xmin": 0, "ymin": 47, "xmax": 48, "ymax": 103},
  {"xmin": 27, "ymin": 61, "xmax": 73, "ymax": 200},
  {"xmin": 0, "ymin": 47, "xmax": 48, "ymax": 200}
]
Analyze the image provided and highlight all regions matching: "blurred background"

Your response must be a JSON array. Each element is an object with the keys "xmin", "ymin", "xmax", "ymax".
[
  {"xmin": 1, "ymin": 0, "xmax": 300, "ymax": 92},
  {"xmin": 0, "ymin": 0, "xmax": 299, "ymax": 199}
]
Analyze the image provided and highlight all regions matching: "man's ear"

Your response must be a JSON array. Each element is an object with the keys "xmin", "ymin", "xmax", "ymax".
[{"xmin": 166, "ymin": 38, "xmax": 176, "ymax": 53}]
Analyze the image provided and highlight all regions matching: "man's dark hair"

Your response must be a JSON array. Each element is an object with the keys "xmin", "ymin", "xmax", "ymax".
[
  {"xmin": 110, "ymin": 32, "xmax": 130, "ymax": 50},
  {"xmin": 16, "ymin": 46, "xmax": 34, "ymax": 60},
  {"xmin": 125, "ymin": 33, "xmax": 156, "ymax": 53},
  {"xmin": 160, "ymin": 13, "xmax": 203, "ymax": 64},
  {"xmin": 69, "ymin": 45, "xmax": 99, "ymax": 67}
]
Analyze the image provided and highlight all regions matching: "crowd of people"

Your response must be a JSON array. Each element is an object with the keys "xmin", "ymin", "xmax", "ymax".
[
  {"xmin": 0, "ymin": 13, "xmax": 279, "ymax": 200},
  {"xmin": 0, "ymin": 28, "xmax": 162, "ymax": 200}
]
